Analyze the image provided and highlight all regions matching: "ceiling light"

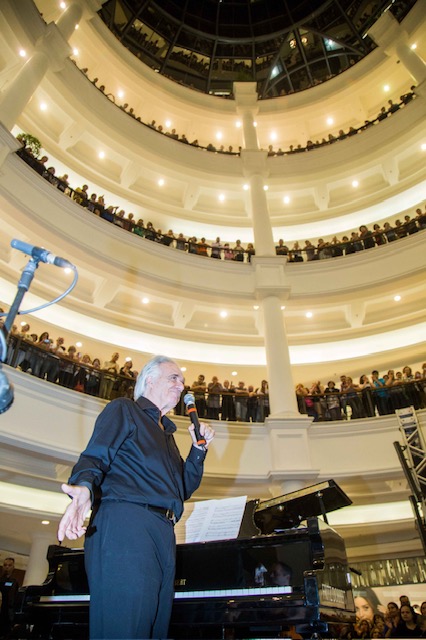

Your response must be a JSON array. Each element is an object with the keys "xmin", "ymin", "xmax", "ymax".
[
  {"xmin": 383, "ymin": 84, "xmax": 390, "ymax": 92},
  {"xmin": 39, "ymin": 102, "xmax": 47, "ymax": 111},
  {"xmin": 281, "ymin": 305, "xmax": 286, "ymax": 310},
  {"xmin": 60, "ymin": 1, "xmax": 66, "ymax": 8},
  {"xmin": 220, "ymin": 310, "xmax": 228, "ymax": 318},
  {"xmin": 98, "ymin": 151, "xmax": 105, "ymax": 159},
  {"xmin": 243, "ymin": 184, "xmax": 249, "ymax": 191},
  {"xmin": 215, "ymin": 132, "xmax": 223, "ymax": 140},
  {"xmin": 394, "ymin": 295, "xmax": 401, "ymax": 302},
  {"xmin": 165, "ymin": 119, "xmax": 171, "ymax": 128},
  {"xmin": 142, "ymin": 297, "xmax": 149, "ymax": 304},
  {"xmin": 218, "ymin": 194, "xmax": 225, "ymax": 202},
  {"xmin": 125, "ymin": 356, "xmax": 132, "ymax": 362},
  {"xmin": 270, "ymin": 132, "xmax": 277, "ymax": 141},
  {"xmin": 20, "ymin": 321, "xmax": 27, "ymax": 327},
  {"xmin": 283, "ymin": 195, "xmax": 290, "ymax": 204},
  {"xmin": 421, "ymin": 143, "xmax": 426, "ymax": 151},
  {"xmin": 117, "ymin": 90, "xmax": 124, "ymax": 99},
  {"xmin": 306, "ymin": 311, "xmax": 313, "ymax": 318},
  {"xmin": 41, "ymin": 520, "xmax": 50, "ymax": 525},
  {"xmin": 253, "ymin": 121, "xmax": 257, "ymax": 127},
  {"xmin": 326, "ymin": 117, "xmax": 334, "ymax": 126},
  {"xmin": 74, "ymin": 24, "xmax": 79, "ymax": 30},
  {"xmin": 19, "ymin": 49, "xmax": 26, "ymax": 58},
  {"xmin": 72, "ymin": 48, "xmax": 79, "ymax": 56},
  {"xmin": 231, "ymin": 371, "xmax": 237, "ymax": 376},
  {"xmin": 180, "ymin": 367, "xmax": 187, "ymax": 372},
  {"xmin": 263, "ymin": 185, "xmax": 269, "ymax": 191},
  {"xmin": 235, "ymin": 121, "xmax": 242, "ymax": 128},
  {"xmin": 352, "ymin": 179, "xmax": 359, "ymax": 188},
  {"xmin": 64, "ymin": 267, "xmax": 72, "ymax": 274},
  {"xmin": 158, "ymin": 178, "xmax": 165, "ymax": 186},
  {"xmin": 410, "ymin": 43, "xmax": 417, "ymax": 50},
  {"xmin": 76, "ymin": 342, "xmax": 82, "ymax": 348},
  {"xmin": 253, "ymin": 305, "xmax": 259, "ymax": 310}
]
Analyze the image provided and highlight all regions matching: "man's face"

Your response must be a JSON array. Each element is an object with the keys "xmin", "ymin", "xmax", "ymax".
[
  {"xmin": 269, "ymin": 563, "xmax": 291, "ymax": 587},
  {"xmin": 147, "ymin": 362, "xmax": 184, "ymax": 415},
  {"xmin": 3, "ymin": 559, "xmax": 14, "ymax": 576},
  {"xmin": 112, "ymin": 352, "xmax": 119, "ymax": 362}
]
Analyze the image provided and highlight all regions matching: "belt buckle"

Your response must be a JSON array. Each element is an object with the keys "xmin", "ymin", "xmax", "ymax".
[{"xmin": 165, "ymin": 509, "xmax": 176, "ymax": 525}]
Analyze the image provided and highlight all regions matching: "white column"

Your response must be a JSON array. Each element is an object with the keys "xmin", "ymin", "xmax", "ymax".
[
  {"xmin": 262, "ymin": 295, "xmax": 299, "ymax": 417},
  {"xmin": 0, "ymin": 52, "xmax": 49, "ymax": 130},
  {"xmin": 23, "ymin": 531, "xmax": 56, "ymax": 586},
  {"xmin": 56, "ymin": 2, "xmax": 83, "ymax": 41},
  {"xmin": 368, "ymin": 11, "xmax": 426, "ymax": 85}
]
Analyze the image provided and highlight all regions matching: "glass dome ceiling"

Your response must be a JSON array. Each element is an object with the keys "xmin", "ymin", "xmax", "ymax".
[{"xmin": 98, "ymin": 0, "xmax": 416, "ymax": 97}]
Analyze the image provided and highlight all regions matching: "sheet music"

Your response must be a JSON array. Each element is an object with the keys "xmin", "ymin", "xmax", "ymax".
[{"xmin": 175, "ymin": 496, "xmax": 247, "ymax": 544}]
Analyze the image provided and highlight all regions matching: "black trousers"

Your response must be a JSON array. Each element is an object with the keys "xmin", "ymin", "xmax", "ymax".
[{"xmin": 85, "ymin": 501, "xmax": 176, "ymax": 639}]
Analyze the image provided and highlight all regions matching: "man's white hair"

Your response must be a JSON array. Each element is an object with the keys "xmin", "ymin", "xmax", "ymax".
[{"xmin": 134, "ymin": 355, "xmax": 178, "ymax": 400}]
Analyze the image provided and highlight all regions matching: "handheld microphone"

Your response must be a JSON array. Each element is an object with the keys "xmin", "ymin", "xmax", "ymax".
[
  {"xmin": 11, "ymin": 239, "xmax": 73, "ymax": 269},
  {"xmin": 0, "ymin": 366, "xmax": 14, "ymax": 414},
  {"xmin": 183, "ymin": 393, "xmax": 206, "ymax": 448}
]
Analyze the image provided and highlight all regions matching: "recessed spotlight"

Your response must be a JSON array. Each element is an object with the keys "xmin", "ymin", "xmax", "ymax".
[
  {"xmin": 165, "ymin": 119, "xmax": 171, "ymax": 128},
  {"xmin": 74, "ymin": 23, "xmax": 79, "ymax": 30},
  {"xmin": 98, "ymin": 151, "xmax": 105, "ymax": 159},
  {"xmin": 253, "ymin": 121, "xmax": 257, "ymax": 127},
  {"xmin": 60, "ymin": 1, "xmax": 66, "ymax": 8},
  {"xmin": 180, "ymin": 366, "xmax": 187, "ymax": 372},
  {"xmin": 326, "ymin": 117, "xmax": 334, "ymax": 126},
  {"xmin": 410, "ymin": 43, "xmax": 417, "ymax": 50},
  {"xmin": 158, "ymin": 178, "xmax": 165, "ymax": 186},
  {"xmin": 72, "ymin": 48, "xmax": 79, "ymax": 56},
  {"xmin": 383, "ymin": 84, "xmax": 390, "ymax": 92},
  {"xmin": 39, "ymin": 102, "xmax": 47, "ymax": 111},
  {"xmin": 283, "ymin": 195, "xmax": 290, "ymax": 204},
  {"xmin": 253, "ymin": 305, "xmax": 259, "ymax": 310},
  {"xmin": 64, "ymin": 267, "xmax": 72, "ymax": 274},
  {"xmin": 76, "ymin": 342, "xmax": 82, "ymax": 348},
  {"xmin": 421, "ymin": 143, "xmax": 426, "ymax": 151},
  {"xmin": 125, "ymin": 356, "xmax": 132, "ymax": 362},
  {"xmin": 231, "ymin": 371, "xmax": 237, "ymax": 376},
  {"xmin": 19, "ymin": 49, "xmax": 27, "ymax": 58},
  {"xmin": 220, "ymin": 310, "xmax": 228, "ymax": 318},
  {"xmin": 117, "ymin": 90, "xmax": 124, "ymax": 99},
  {"xmin": 394, "ymin": 295, "xmax": 401, "ymax": 302},
  {"xmin": 243, "ymin": 184, "xmax": 249, "ymax": 191},
  {"xmin": 235, "ymin": 121, "xmax": 242, "ymax": 128},
  {"xmin": 41, "ymin": 520, "xmax": 50, "ymax": 525},
  {"xmin": 352, "ymin": 179, "xmax": 359, "ymax": 188},
  {"xmin": 263, "ymin": 185, "xmax": 269, "ymax": 191},
  {"xmin": 306, "ymin": 311, "xmax": 313, "ymax": 318},
  {"xmin": 281, "ymin": 305, "xmax": 286, "ymax": 310},
  {"xmin": 142, "ymin": 297, "xmax": 149, "ymax": 304},
  {"xmin": 218, "ymin": 194, "xmax": 225, "ymax": 202},
  {"xmin": 215, "ymin": 132, "xmax": 223, "ymax": 140},
  {"xmin": 270, "ymin": 132, "xmax": 277, "ymax": 141},
  {"xmin": 20, "ymin": 321, "xmax": 27, "ymax": 327}
]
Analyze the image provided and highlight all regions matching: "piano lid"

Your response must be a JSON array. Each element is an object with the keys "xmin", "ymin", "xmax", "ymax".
[{"xmin": 254, "ymin": 479, "xmax": 352, "ymax": 533}]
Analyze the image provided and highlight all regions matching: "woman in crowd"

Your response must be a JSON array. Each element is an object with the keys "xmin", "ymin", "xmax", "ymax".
[{"xmin": 389, "ymin": 604, "xmax": 422, "ymax": 637}]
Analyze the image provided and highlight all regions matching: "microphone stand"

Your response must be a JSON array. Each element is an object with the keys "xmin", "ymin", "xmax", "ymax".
[{"xmin": 1, "ymin": 258, "xmax": 40, "ymax": 362}]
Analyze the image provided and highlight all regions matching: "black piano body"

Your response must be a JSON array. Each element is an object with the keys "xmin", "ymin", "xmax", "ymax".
[{"xmin": 16, "ymin": 481, "xmax": 356, "ymax": 638}]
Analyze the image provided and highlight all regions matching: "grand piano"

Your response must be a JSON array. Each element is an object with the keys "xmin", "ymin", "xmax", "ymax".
[{"xmin": 15, "ymin": 480, "xmax": 356, "ymax": 639}]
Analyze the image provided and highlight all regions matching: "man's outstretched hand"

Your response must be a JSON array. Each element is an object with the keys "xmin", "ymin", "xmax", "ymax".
[{"xmin": 57, "ymin": 484, "xmax": 91, "ymax": 542}]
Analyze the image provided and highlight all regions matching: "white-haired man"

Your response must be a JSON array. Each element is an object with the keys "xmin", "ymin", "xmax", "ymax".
[{"xmin": 58, "ymin": 355, "xmax": 214, "ymax": 640}]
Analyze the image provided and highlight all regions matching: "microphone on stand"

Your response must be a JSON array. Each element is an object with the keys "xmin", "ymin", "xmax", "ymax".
[
  {"xmin": 11, "ymin": 239, "xmax": 74, "ymax": 269},
  {"xmin": 183, "ymin": 393, "xmax": 206, "ymax": 449}
]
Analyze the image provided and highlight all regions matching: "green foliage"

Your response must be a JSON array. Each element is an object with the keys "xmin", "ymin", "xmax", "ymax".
[{"xmin": 16, "ymin": 133, "xmax": 42, "ymax": 157}]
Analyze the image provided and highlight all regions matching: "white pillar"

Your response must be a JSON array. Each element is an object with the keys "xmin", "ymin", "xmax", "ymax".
[
  {"xmin": 368, "ymin": 10, "xmax": 426, "ymax": 85},
  {"xmin": 23, "ymin": 531, "xmax": 56, "ymax": 586},
  {"xmin": 0, "ymin": 52, "xmax": 49, "ymax": 130},
  {"xmin": 56, "ymin": 2, "xmax": 83, "ymax": 41},
  {"xmin": 262, "ymin": 295, "xmax": 299, "ymax": 417}
]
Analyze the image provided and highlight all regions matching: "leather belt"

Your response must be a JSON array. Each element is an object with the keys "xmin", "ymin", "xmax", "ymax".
[{"xmin": 146, "ymin": 505, "xmax": 177, "ymax": 525}]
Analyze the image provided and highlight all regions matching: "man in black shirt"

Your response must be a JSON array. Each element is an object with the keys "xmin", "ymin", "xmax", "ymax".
[{"xmin": 58, "ymin": 355, "xmax": 214, "ymax": 640}]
